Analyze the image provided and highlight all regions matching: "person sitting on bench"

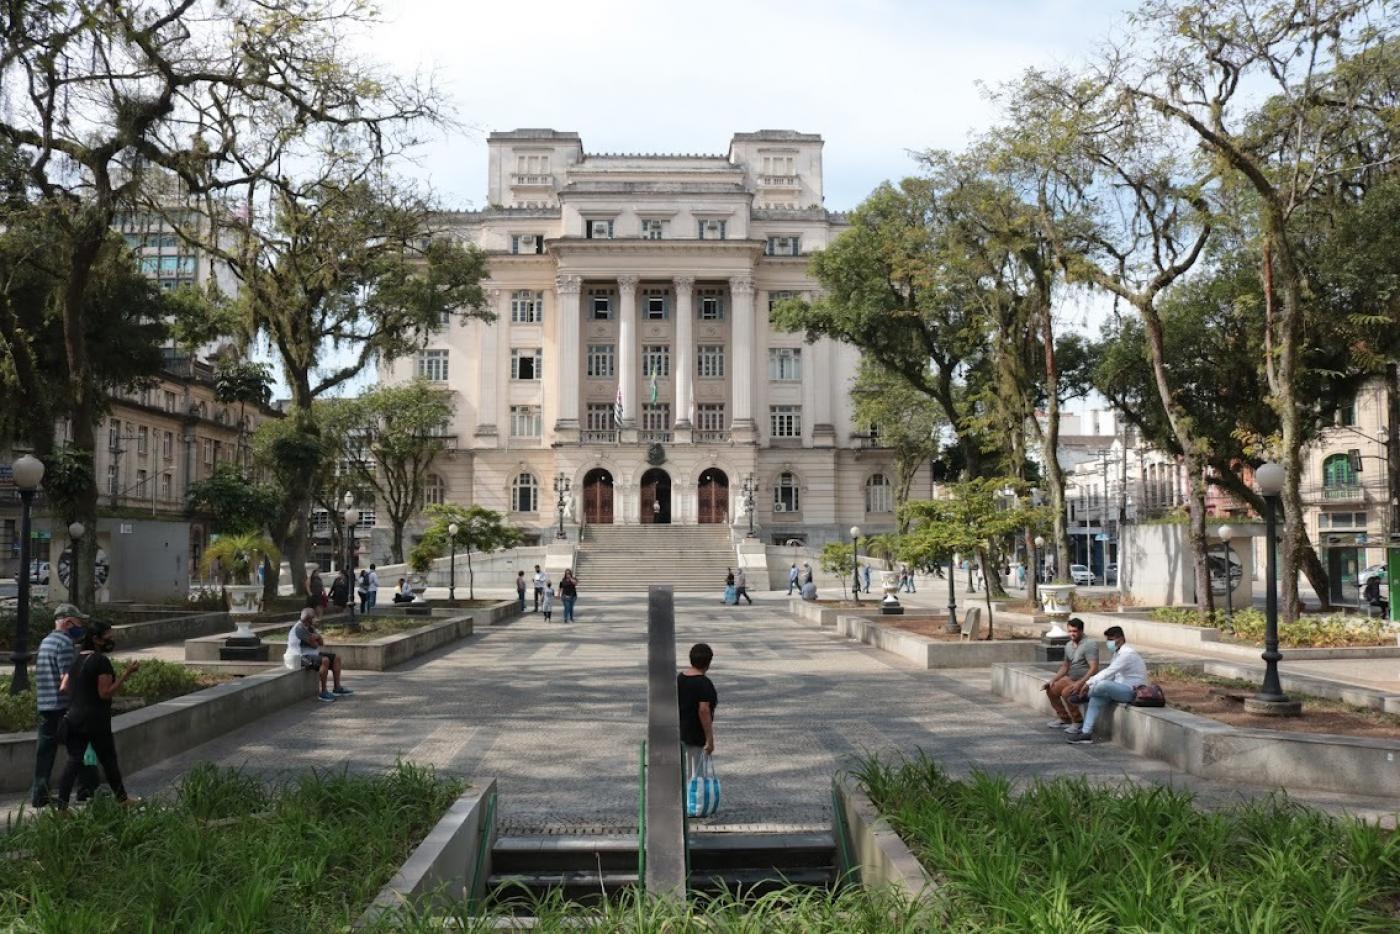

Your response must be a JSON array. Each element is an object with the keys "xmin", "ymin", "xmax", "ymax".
[{"xmin": 1066, "ymin": 625, "xmax": 1147, "ymax": 745}]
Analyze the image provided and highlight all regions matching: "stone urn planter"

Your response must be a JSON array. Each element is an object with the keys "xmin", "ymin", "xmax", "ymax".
[
  {"xmin": 224, "ymin": 584, "xmax": 263, "ymax": 627},
  {"xmin": 1038, "ymin": 583, "xmax": 1076, "ymax": 641},
  {"xmin": 879, "ymin": 570, "xmax": 904, "ymax": 615}
]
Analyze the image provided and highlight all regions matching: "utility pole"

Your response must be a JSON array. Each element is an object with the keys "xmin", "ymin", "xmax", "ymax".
[{"xmin": 1387, "ymin": 363, "xmax": 1400, "ymax": 541}]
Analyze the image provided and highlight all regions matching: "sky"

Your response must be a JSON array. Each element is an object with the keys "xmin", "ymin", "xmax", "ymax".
[{"xmin": 301, "ymin": 0, "xmax": 1140, "ymax": 399}]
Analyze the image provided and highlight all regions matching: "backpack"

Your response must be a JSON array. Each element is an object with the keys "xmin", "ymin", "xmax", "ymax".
[{"xmin": 358, "ymin": 570, "xmax": 370, "ymax": 590}]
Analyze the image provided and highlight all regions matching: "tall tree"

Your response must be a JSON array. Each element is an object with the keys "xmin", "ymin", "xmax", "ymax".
[
  {"xmin": 850, "ymin": 361, "xmax": 945, "ymax": 519},
  {"xmin": 408, "ymin": 504, "xmax": 522, "ymax": 601},
  {"xmin": 0, "ymin": 0, "xmax": 438, "ymax": 601},
  {"xmin": 322, "ymin": 381, "xmax": 456, "ymax": 564}
]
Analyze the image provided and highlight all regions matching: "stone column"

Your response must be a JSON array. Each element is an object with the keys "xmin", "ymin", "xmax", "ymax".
[
  {"xmin": 554, "ymin": 275, "xmax": 582, "ymax": 441},
  {"xmin": 673, "ymin": 276, "xmax": 694, "ymax": 441},
  {"xmin": 474, "ymin": 288, "xmax": 501, "ymax": 439},
  {"xmin": 618, "ymin": 275, "xmax": 640, "ymax": 440},
  {"xmin": 730, "ymin": 275, "xmax": 757, "ymax": 443}
]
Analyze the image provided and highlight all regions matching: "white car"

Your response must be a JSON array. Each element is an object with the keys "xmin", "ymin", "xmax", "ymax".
[
  {"xmin": 1069, "ymin": 564, "xmax": 1097, "ymax": 586},
  {"xmin": 1357, "ymin": 564, "xmax": 1387, "ymax": 587}
]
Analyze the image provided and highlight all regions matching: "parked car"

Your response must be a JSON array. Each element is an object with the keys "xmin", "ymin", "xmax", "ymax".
[
  {"xmin": 1069, "ymin": 564, "xmax": 1097, "ymax": 586},
  {"xmin": 1357, "ymin": 564, "xmax": 1387, "ymax": 587},
  {"xmin": 28, "ymin": 560, "xmax": 49, "ymax": 584},
  {"xmin": 1104, "ymin": 562, "xmax": 1118, "ymax": 586}
]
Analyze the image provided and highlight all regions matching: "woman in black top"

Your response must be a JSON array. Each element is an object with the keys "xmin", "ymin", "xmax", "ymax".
[
  {"xmin": 559, "ymin": 570, "xmax": 578, "ymax": 623},
  {"xmin": 56, "ymin": 620, "xmax": 140, "ymax": 807}
]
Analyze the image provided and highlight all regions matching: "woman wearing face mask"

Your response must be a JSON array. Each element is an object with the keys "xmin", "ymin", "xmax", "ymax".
[{"xmin": 55, "ymin": 620, "xmax": 141, "ymax": 807}]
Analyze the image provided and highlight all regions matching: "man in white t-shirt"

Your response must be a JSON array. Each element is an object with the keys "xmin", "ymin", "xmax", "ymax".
[
  {"xmin": 533, "ymin": 565, "xmax": 547, "ymax": 612},
  {"xmin": 1067, "ymin": 625, "xmax": 1148, "ymax": 745}
]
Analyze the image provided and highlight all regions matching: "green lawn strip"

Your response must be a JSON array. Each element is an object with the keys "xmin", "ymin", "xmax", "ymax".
[
  {"xmin": 0, "ymin": 762, "xmax": 464, "ymax": 932},
  {"xmin": 855, "ymin": 754, "xmax": 1400, "ymax": 932},
  {"xmin": 1150, "ymin": 607, "xmax": 1396, "ymax": 647},
  {"xmin": 0, "ymin": 660, "xmax": 230, "ymax": 733}
]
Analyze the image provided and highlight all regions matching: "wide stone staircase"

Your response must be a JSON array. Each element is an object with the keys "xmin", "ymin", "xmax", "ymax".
[{"xmin": 575, "ymin": 525, "xmax": 740, "ymax": 593}]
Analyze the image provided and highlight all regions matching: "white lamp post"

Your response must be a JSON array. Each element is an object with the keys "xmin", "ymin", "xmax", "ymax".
[
  {"xmin": 343, "ymin": 491, "xmax": 358, "ymax": 622},
  {"xmin": 448, "ymin": 522, "xmax": 460, "ymax": 602},
  {"xmin": 850, "ymin": 525, "xmax": 862, "ymax": 604},
  {"xmin": 10, "ymin": 454, "xmax": 45, "ymax": 694},
  {"xmin": 1248, "ymin": 462, "xmax": 1300, "ymax": 714},
  {"xmin": 1217, "ymin": 524, "xmax": 1235, "ymax": 620}
]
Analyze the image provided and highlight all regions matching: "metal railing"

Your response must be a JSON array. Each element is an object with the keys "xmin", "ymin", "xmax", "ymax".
[
  {"xmin": 693, "ymin": 430, "xmax": 730, "ymax": 444},
  {"xmin": 637, "ymin": 740, "xmax": 647, "ymax": 888},
  {"xmin": 511, "ymin": 173, "xmax": 552, "ymax": 185},
  {"xmin": 1322, "ymin": 484, "xmax": 1365, "ymax": 501},
  {"xmin": 760, "ymin": 174, "xmax": 800, "ymax": 187},
  {"xmin": 639, "ymin": 430, "xmax": 673, "ymax": 443},
  {"xmin": 581, "ymin": 429, "xmax": 617, "ymax": 443}
]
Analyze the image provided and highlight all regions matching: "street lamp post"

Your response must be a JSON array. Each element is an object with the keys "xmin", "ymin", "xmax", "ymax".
[
  {"xmin": 850, "ymin": 525, "xmax": 862, "ymax": 604},
  {"xmin": 1217, "ymin": 524, "xmax": 1235, "ymax": 621},
  {"xmin": 10, "ymin": 454, "xmax": 44, "ymax": 695},
  {"xmin": 67, "ymin": 521, "xmax": 85, "ymax": 610},
  {"xmin": 554, "ymin": 474, "xmax": 571, "ymax": 541},
  {"xmin": 742, "ymin": 475, "xmax": 756, "ymax": 538},
  {"xmin": 1033, "ymin": 535, "xmax": 1045, "ymax": 591},
  {"xmin": 1247, "ymin": 463, "xmax": 1301, "ymax": 715},
  {"xmin": 448, "ymin": 522, "xmax": 459, "ymax": 602},
  {"xmin": 342, "ymin": 491, "xmax": 357, "ymax": 624},
  {"xmin": 945, "ymin": 550, "xmax": 960, "ymax": 634}
]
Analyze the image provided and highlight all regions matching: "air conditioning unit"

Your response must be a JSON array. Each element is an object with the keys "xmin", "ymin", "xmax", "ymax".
[
  {"xmin": 589, "ymin": 221, "xmax": 611, "ymax": 238},
  {"xmin": 703, "ymin": 220, "xmax": 724, "ymax": 236},
  {"xmin": 773, "ymin": 503, "xmax": 787, "ymax": 513},
  {"xmin": 518, "ymin": 235, "xmax": 537, "ymax": 251}
]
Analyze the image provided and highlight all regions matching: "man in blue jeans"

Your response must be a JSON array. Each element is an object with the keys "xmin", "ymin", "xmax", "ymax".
[{"xmin": 1067, "ymin": 625, "xmax": 1148, "ymax": 745}]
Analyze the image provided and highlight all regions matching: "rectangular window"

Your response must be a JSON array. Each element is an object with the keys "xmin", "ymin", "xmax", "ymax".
[
  {"xmin": 164, "ymin": 391, "xmax": 178, "ymax": 412},
  {"xmin": 642, "ymin": 345, "xmax": 671, "ymax": 378},
  {"xmin": 642, "ymin": 403, "xmax": 671, "ymax": 432},
  {"xmin": 769, "ymin": 347, "xmax": 802, "ymax": 380},
  {"xmin": 162, "ymin": 431, "xmax": 174, "ymax": 460},
  {"xmin": 587, "ymin": 219, "xmax": 614, "ymax": 239},
  {"xmin": 108, "ymin": 420, "xmax": 121, "ymax": 451},
  {"xmin": 770, "ymin": 405, "xmax": 802, "ymax": 438},
  {"xmin": 137, "ymin": 426, "xmax": 149, "ymax": 455},
  {"xmin": 697, "ymin": 403, "xmax": 726, "ymax": 432},
  {"xmin": 697, "ymin": 219, "xmax": 727, "ymax": 240},
  {"xmin": 510, "ymin": 405, "xmax": 542, "ymax": 438},
  {"xmin": 511, "ymin": 290, "xmax": 543, "ymax": 324},
  {"xmin": 765, "ymin": 236, "xmax": 801, "ymax": 256},
  {"xmin": 586, "ymin": 404, "xmax": 613, "ymax": 431},
  {"xmin": 203, "ymin": 439, "xmax": 215, "ymax": 466},
  {"xmin": 515, "ymin": 153, "xmax": 551, "ymax": 177},
  {"xmin": 136, "ymin": 468, "xmax": 148, "ymax": 492},
  {"xmin": 417, "ymin": 349, "xmax": 449, "ymax": 382},
  {"xmin": 160, "ymin": 473, "xmax": 172, "ymax": 500},
  {"xmin": 698, "ymin": 289, "xmax": 724, "ymax": 320},
  {"xmin": 697, "ymin": 345, "xmax": 725, "ymax": 378},
  {"xmin": 106, "ymin": 465, "xmax": 118, "ymax": 495},
  {"xmin": 510, "ymin": 234, "xmax": 543, "ymax": 254},
  {"xmin": 640, "ymin": 219, "xmax": 666, "ymax": 239},
  {"xmin": 644, "ymin": 293, "xmax": 668, "ymax": 320},
  {"xmin": 586, "ymin": 344, "xmax": 616, "ymax": 378},
  {"xmin": 511, "ymin": 348, "xmax": 543, "ymax": 381},
  {"xmin": 590, "ymin": 293, "xmax": 613, "ymax": 320}
]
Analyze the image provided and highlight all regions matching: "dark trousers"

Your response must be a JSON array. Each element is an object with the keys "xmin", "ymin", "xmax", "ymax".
[
  {"xmin": 518, "ymin": 589, "xmax": 527, "ymax": 610},
  {"xmin": 57, "ymin": 720, "xmax": 127, "ymax": 805},
  {"xmin": 736, "ymin": 586, "xmax": 752, "ymax": 604},
  {"xmin": 33, "ymin": 709, "xmax": 97, "ymax": 806},
  {"xmin": 534, "ymin": 587, "xmax": 543, "ymax": 611},
  {"xmin": 358, "ymin": 591, "xmax": 369, "ymax": 613}
]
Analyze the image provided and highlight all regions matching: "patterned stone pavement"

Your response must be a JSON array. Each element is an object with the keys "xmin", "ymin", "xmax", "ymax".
[{"xmin": 23, "ymin": 591, "xmax": 1398, "ymax": 830}]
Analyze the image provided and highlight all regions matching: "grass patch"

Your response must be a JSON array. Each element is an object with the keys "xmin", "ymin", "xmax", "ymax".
[
  {"xmin": 372, "ymin": 886, "xmax": 937, "ymax": 932},
  {"xmin": 0, "ymin": 660, "xmax": 228, "ymax": 733},
  {"xmin": 0, "ymin": 762, "xmax": 464, "ymax": 932},
  {"xmin": 856, "ymin": 754, "xmax": 1400, "ymax": 932},
  {"xmin": 1151, "ymin": 607, "xmax": 1396, "ymax": 647}
]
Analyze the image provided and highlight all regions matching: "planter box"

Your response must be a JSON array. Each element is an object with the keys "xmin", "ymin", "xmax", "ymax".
[
  {"xmin": 786, "ymin": 598, "xmax": 885, "ymax": 629},
  {"xmin": 111, "ymin": 611, "xmax": 232, "ymax": 650},
  {"xmin": 0, "ymin": 666, "xmax": 317, "ymax": 793},
  {"xmin": 834, "ymin": 614, "xmax": 1041, "ymax": 669},
  {"xmin": 991, "ymin": 661, "xmax": 1400, "ymax": 800},
  {"xmin": 1078, "ymin": 611, "xmax": 1400, "ymax": 661},
  {"xmin": 833, "ymin": 774, "xmax": 935, "ymax": 897},
  {"xmin": 185, "ymin": 600, "xmax": 521, "ymax": 671},
  {"xmin": 355, "ymin": 779, "xmax": 498, "ymax": 928}
]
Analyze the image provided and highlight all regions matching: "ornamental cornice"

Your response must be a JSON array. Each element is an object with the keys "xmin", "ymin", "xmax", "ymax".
[
  {"xmin": 673, "ymin": 276, "xmax": 695, "ymax": 294},
  {"xmin": 729, "ymin": 276, "xmax": 755, "ymax": 295},
  {"xmin": 546, "ymin": 238, "xmax": 766, "ymax": 259},
  {"xmin": 555, "ymin": 274, "xmax": 583, "ymax": 295},
  {"xmin": 617, "ymin": 274, "xmax": 640, "ymax": 292}
]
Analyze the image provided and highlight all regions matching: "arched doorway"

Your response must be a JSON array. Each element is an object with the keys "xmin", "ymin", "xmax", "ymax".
[
  {"xmin": 697, "ymin": 468, "xmax": 729, "ymax": 524},
  {"xmin": 583, "ymin": 468, "xmax": 614, "ymax": 524},
  {"xmin": 640, "ymin": 468, "xmax": 672, "ymax": 524}
]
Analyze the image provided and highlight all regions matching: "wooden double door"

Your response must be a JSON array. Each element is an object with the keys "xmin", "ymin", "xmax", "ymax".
[{"xmin": 697, "ymin": 469, "xmax": 729, "ymax": 524}]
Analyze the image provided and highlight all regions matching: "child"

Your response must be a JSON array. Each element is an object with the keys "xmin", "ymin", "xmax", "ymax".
[{"xmin": 542, "ymin": 580, "xmax": 555, "ymax": 622}]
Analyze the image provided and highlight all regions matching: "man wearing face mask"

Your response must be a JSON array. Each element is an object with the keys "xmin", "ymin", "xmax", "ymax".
[
  {"xmin": 30, "ymin": 604, "xmax": 99, "ymax": 807},
  {"xmin": 55, "ymin": 620, "xmax": 141, "ymax": 806},
  {"xmin": 1066, "ymin": 625, "xmax": 1148, "ymax": 745}
]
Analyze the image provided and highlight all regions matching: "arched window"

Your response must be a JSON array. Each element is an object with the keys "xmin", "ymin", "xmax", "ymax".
[
  {"xmin": 865, "ymin": 473, "xmax": 892, "ymax": 513},
  {"xmin": 773, "ymin": 472, "xmax": 800, "ymax": 514},
  {"xmin": 425, "ymin": 473, "xmax": 445, "ymax": 506},
  {"xmin": 512, "ymin": 473, "xmax": 539, "ymax": 513},
  {"xmin": 1322, "ymin": 453, "xmax": 1357, "ymax": 490}
]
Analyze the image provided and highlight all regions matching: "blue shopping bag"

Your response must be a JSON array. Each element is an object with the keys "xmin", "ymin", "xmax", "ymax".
[
  {"xmin": 723, "ymin": 586, "xmax": 737, "ymax": 605},
  {"xmin": 686, "ymin": 753, "xmax": 721, "ymax": 817}
]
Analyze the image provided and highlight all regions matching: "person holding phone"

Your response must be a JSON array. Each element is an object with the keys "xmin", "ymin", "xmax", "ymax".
[{"xmin": 55, "ymin": 620, "xmax": 141, "ymax": 807}]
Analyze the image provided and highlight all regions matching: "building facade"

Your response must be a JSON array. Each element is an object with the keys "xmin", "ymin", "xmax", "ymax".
[{"xmin": 381, "ymin": 128, "xmax": 899, "ymax": 546}]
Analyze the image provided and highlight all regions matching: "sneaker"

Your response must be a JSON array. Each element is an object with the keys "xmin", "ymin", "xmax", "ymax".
[
  {"xmin": 1047, "ymin": 719, "xmax": 1072, "ymax": 729},
  {"xmin": 318, "ymin": 691, "xmax": 337, "ymax": 702},
  {"xmin": 332, "ymin": 686, "xmax": 354, "ymax": 695},
  {"xmin": 1066, "ymin": 731, "xmax": 1094, "ymax": 744},
  {"xmin": 1064, "ymin": 723, "xmax": 1084, "ymax": 733}
]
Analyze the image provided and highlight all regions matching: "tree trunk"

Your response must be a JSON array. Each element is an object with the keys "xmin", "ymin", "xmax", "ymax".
[
  {"xmin": 467, "ymin": 548, "xmax": 475, "ymax": 601},
  {"xmin": 1182, "ymin": 448, "xmax": 1215, "ymax": 614},
  {"xmin": 390, "ymin": 520, "xmax": 405, "ymax": 565},
  {"xmin": 1269, "ymin": 230, "xmax": 1308, "ymax": 622},
  {"xmin": 1041, "ymin": 303, "xmax": 1071, "ymax": 577},
  {"xmin": 62, "ymin": 219, "xmax": 104, "ymax": 606}
]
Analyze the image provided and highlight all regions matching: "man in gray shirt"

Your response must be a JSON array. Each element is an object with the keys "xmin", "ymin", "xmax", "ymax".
[
  {"xmin": 1041, "ymin": 618, "xmax": 1099, "ymax": 731},
  {"xmin": 290, "ymin": 608, "xmax": 352, "ymax": 702}
]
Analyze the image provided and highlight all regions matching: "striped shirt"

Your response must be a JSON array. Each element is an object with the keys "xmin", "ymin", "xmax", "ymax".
[{"xmin": 35, "ymin": 630, "xmax": 76, "ymax": 713}]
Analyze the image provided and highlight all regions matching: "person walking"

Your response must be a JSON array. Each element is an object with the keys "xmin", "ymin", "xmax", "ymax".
[
  {"xmin": 723, "ymin": 569, "xmax": 737, "ymax": 605},
  {"xmin": 734, "ymin": 568, "xmax": 753, "ymax": 605},
  {"xmin": 31, "ymin": 604, "xmax": 97, "ymax": 808},
  {"xmin": 787, "ymin": 563, "xmax": 800, "ymax": 595},
  {"xmin": 516, "ymin": 571, "xmax": 528, "ymax": 611},
  {"xmin": 329, "ymin": 570, "xmax": 350, "ymax": 610},
  {"xmin": 541, "ymin": 579, "xmax": 556, "ymax": 622},
  {"xmin": 532, "ymin": 564, "xmax": 546, "ymax": 612},
  {"xmin": 365, "ymin": 564, "xmax": 380, "ymax": 611},
  {"xmin": 55, "ymin": 620, "xmax": 140, "ymax": 807},
  {"xmin": 861, "ymin": 563, "xmax": 872, "ymax": 596},
  {"xmin": 306, "ymin": 568, "xmax": 326, "ymax": 616},
  {"xmin": 560, "ymin": 570, "xmax": 578, "ymax": 623}
]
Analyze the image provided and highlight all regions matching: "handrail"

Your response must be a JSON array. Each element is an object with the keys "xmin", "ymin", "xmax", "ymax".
[
  {"xmin": 637, "ymin": 740, "xmax": 648, "ymax": 888},
  {"xmin": 830, "ymin": 777, "xmax": 856, "ymax": 887},
  {"xmin": 467, "ymin": 784, "xmax": 498, "ymax": 910}
]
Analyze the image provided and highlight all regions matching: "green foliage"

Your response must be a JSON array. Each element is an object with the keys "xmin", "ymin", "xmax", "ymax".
[
  {"xmin": 1151, "ymin": 607, "xmax": 1394, "ymax": 647},
  {"xmin": 0, "ymin": 762, "xmax": 464, "ymax": 930},
  {"xmin": 856, "ymin": 753, "xmax": 1400, "ymax": 932},
  {"xmin": 819, "ymin": 542, "xmax": 855, "ymax": 598},
  {"xmin": 0, "ymin": 682, "xmax": 36, "ymax": 732},
  {"xmin": 213, "ymin": 360, "xmax": 274, "ymax": 408},
  {"xmin": 409, "ymin": 504, "xmax": 522, "ymax": 594},
  {"xmin": 120, "ymin": 660, "xmax": 206, "ymax": 703},
  {"xmin": 201, "ymin": 531, "xmax": 281, "ymax": 586},
  {"xmin": 851, "ymin": 362, "xmax": 946, "ymax": 509},
  {"xmin": 38, "ymin": 447, "xmax": 95, "ymax": 525},
  {"xmin": 898, "ymin": 477, "xmax": 1048, "ymax": 571},
  {"xmin": 187, "ymin": 463, "xmax": 283, "ymax": 535}
]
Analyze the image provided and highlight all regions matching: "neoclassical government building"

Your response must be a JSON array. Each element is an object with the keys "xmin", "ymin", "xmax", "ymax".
[{"xmin": 383, "ymin": 129, "xmax": 908, "ymax": 544}]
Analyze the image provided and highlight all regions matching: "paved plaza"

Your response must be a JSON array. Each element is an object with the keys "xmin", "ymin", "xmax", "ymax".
[{"xmin": 14, "ymin": 592, "xmax": 1397, "ymax": 829}]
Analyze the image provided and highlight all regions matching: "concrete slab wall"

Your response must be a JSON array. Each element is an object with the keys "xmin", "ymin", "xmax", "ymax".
[
  {"xmin": 835, "ymin": 615, "xmax": 1041, "ymax": 669},
  {"xmin": 833, "ymin": 774, "xmax": 935, "ymax": 897},
  {"xmin": 355, "ymin": 779, "xmax": 498, "ymax": 928},
  {"xmin": 112, "ymin": 611, "xmax": 231, "ymax": 650},
  {"xmin": 1119, "ymin": 522, "xmax": 1257, "ymax": 607}
]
